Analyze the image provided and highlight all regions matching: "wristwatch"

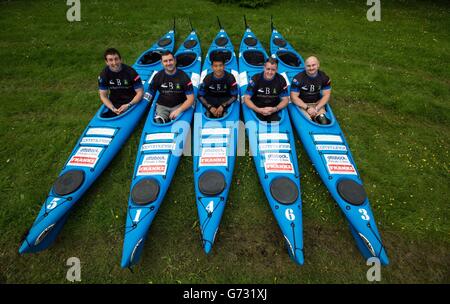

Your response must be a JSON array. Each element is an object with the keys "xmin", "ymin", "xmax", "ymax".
[{"xmin": 127, "ymin": 103, "xmax": 132, "ymax": 109}]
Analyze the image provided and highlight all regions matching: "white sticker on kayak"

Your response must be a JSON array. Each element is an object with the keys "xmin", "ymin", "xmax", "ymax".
[
  {"xmin": 259, "ymin": 133, "xmax": 288, "ymax": 141},
  {"xmin": 239, "ymin": 71, "xmax": 248, "ymax": 87},
  {"xmin": 137, "ymin": 154, "xmax": 168, "ymax": 176},
  {"xmin": 316, "ymin": 144, "xmax": 347, "ymax": 152},
  {"xmin": 200, "ymin": 69, "xmax": 208, "ymax": 83},
  {"xmin": 141, "ymin": 143, "xmax": 175, "ymax": 151},
  {"xmin": 86, "ymin": 128, "xmax": 115, "ymax": 137},
  {"xmin": 280, "ymin": 72, "xmax": 290, "ymax": 86},
  {"xmin": 264, "ymin": 152, "xmax": 294, "ymax": 174},
  {"xmin": 313, "ymin": 134, "xmax": 343, "ymax": 143},
  {"xmin": 145, "ymin": 133, "xmax": 175, "ymax": 142},
  {"xmin": 148, "ymin": 70, "xmax": 158, "ymax": 84},
  {"xmin": 199, "ymin": 147, "xmax": 227, "ymax": 167},
  {"xmin": 80, "ymin": 137, "xmax": 112, "ymax": 146},
  {"xmin": 202, "ymin": 137, "xmax": 228, "ymax": 145},
  {"xmin": 324, "ymin": 154, "xmax": 357, "ymax": 175},
  {"xmin": 191, "ymin": 72, "xmax": 201, "ymax": 88},
  {"xmin": 201, "ymin": 128, "xmax": 230, "ymax": 136},
  {"xmin": 231, "ymin": 70, "xmax": 239, "ymax": 86},
  {"xmin": 67, "ymin": 146, "xmax": 103, "ymax": 168},
  {"xmin": 259, "ymin": 143, "xmax": 291, "ymax": 151}
]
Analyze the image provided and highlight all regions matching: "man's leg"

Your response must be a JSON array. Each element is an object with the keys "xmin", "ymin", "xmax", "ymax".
[{"xmin": 154, "ymin": 104, "xmax": 171, "ymax": 124}]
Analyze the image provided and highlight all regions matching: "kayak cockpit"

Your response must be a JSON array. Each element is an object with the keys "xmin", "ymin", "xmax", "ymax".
[
  {"xmin": 243, "ymin": 50, "xmax": 265, "ymax": 67},
  {"xmin": 176, "ymin": 52, "xmax": 197, "ymax": 68},
  {"xmin": 209, "ymin": 50, "xmax": 232, "ymax": 65},
  {"xmin": 138, "ymin": 50, "xmax": 162, "ymax": 65},
  {"xmin": 277, "ymin": 50, "xmax": 302, "ymax": 68}
]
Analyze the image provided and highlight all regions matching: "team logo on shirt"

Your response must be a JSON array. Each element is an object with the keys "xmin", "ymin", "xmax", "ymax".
[
  {"xmin": 176, "ymin": 83, "xmax": 181, "ymax": 90},
  {"xmin": 124, "ymin": 79, "xmax": 129, "ymax": 85}
]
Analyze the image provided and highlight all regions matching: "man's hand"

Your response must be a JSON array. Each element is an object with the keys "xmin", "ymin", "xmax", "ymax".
[
  {"xmin": 216, "ymin": 105, "xmax": 224, "ymax": 117},
  {"xmin": 117, "ymin": 104, "xmax": 129, "ymax": 114},
  {"xmin": 209, "ymin": 107, "xmax": 218, "ymax": 116},
  {"xmin": 169, "ymin": 107, "xmax": 183, "ymax": 120},
  {"xmin": 307, "ymin": 107, "xmax": 317, "ymax": 117}
]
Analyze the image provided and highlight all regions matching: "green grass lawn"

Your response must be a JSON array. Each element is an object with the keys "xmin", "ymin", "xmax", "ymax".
[{"xmin": 0, "ymin": 0, "xmax": 449, "ymax": 283}]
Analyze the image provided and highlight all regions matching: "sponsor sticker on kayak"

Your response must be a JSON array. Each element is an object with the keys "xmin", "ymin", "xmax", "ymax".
[
  {"xmin": 137, "ymin": 154, "xmax": 168, "ymax": 176},
  {"xmin": 141, "ymin": 143, "xmax": 175, "ymax": 151},
  {"xmin": 201, "ymin": 137, "xmax": 228, "ymax": 145},
  {"xmin": 145, "ymin": 133, "xmax": 175, "ymax": 142},
  {"xmin": 199, "ymin": 147, "xmax": 227, "ymax": 167},
  {"xmin": 67, "ymin": 147, "xmax": 103, "ymax": 168},
  {"xmin": 259, "ymin": 133, "xmax": 288, "ymax": 141},
  {"xmin": 86, "ymin": 127, "xmax": 116, "ymax": 137},
  {"xmin": 313, "ymin": 134, "xmax": 343, "ymax": 143},
  {"xmin": 264, "ymin": 152, "xmax": 294, "ymax": 174},
  {"xmin": 324, "ymin": 154, "xmax": 357, "ymax": 175},
  {"xmin": 259, "ymin": 143, "xmax": 291, "ymax": 151},
  {"xmin": 316, "ymin": 144, "xmax": 347, "ymax": 152},
  {"xmin": 80, "ymin": 137, "xmax": 112, "ymax": 146},
  {"xmin": 191, "ymin": 73, "xmax": 201, "ymax": 88},
  {"xmin": 239, "ymin": 71, "xmax": 248, "ymax": 87},
  {"xmin": 201, "ymin": 128, "xmax": 230, "ymax": 136}
]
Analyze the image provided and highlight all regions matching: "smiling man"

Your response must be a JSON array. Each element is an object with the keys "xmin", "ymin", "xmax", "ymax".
[
  {"xmin": 244, "ymin": 57, "xmax": 289, "ymax": 122},
  {"xmin": 145, "ymin": 50, "xmax": 194, "ymax": 124},
  {"xmin": 98, "ymin": 48, "xmax": 144, "ymax": 118},
  {"xmin": 290, "ymin": 56, "xmax": 332, "ymax": 124}
]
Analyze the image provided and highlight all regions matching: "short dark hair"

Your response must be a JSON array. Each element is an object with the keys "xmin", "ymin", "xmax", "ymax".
[
  {"xmin": 104, "ymin": 48, "xmax": 121, "ymax": 60},
  {"xmin": 161, "ymin": 50, "xmax": 174, "ymax": 58},
  {"xmin": 212, "ymin": 53, "xmax": 225, "ymax": 65},
  {"xmin": 265, "ymin": 57, "xmax": 278, "ymax": 65}
]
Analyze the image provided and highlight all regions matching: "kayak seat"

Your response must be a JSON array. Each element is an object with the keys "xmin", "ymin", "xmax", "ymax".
[
  {"xmin": 209, "ymin": 50, "xmax": 232, "ymax": 64},
  {"xmin": 53, "ymin": 170, "xmax": 85, "ymax": 196},
  {"xmin": 183, "ymin": 39, "xmax": 198, "ymax": 49},
  {"xmin": 157, "ymin": 37, "xmax": 172, "ymax": 47},
  {"xmin": 337, "ymin": 179, "xmax": 367, "ymax": 206},
  {"xmin": 244, "ymin": 37, "xmax": 257, "ymax": 47},
  {"xmin": 139, "ymin": 51, "xmax": 162, "ymax": 65},
  {"xmin": 273, "ymin": 38, "xmax": 287, "ymax": 48},
  {"xmin": 176, "ymin": 52, "xmax": 197, "ymax": 68},
  {"xmin": 131, "ymin": 178, "xmax": 160, "ymax": 205},
  {"xmin": 277, "ymin": 51, "xmax": 301, "ymax": 67},
  {"xmin": 215, "ymin": 37, "xmax": 228, "ymax": 47},
  {"xmin": 270, "ymin": 177, "xmax": 298, "ymax": 205},
  {"xmin": 243, "ymin": 50, "xmax": 265, "ymax": 67},
  {"xmin": 198, "ymin": 170, "xmax": 226, "ymax": 196}
]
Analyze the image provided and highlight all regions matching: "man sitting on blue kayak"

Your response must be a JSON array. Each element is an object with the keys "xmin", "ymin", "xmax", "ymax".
[
  {"xmin": 144, "ymin": 50, "xmax": 194, "ymax": 124},
  {"xmin": 98, "ymin": 48, "xmax": 144, "ymax": 118},
  {"xmin": 244, "ymin": 57, "xmax": 289, "ymax": 122},
  {"xmin": 198, "ymin": 54, "xmax": 238, "ymax": 118},
  {"xmin": 290, "ymin": 56, "xmax": 332, "ymax": 124}
]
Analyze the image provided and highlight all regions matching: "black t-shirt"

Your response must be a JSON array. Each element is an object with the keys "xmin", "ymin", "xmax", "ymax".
[
  {"xmin": 199, "ymin": 71, "xmax": 238, "ymax": 99},
  {"xmin": 291, "ymin": 70, "xmax": 331, "ymax": 103},
  {"xmin": 146, "ymin": 69, "xmax": 193, "ymax": 107},
  {"xmin": 245, "ymin": 72, "xmax": 288, "ymax": 108},
  {"xmin": 98, "ymin": 64, "xmax": 143, "ymax": 107}
]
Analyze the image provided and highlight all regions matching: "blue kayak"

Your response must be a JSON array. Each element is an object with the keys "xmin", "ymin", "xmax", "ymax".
[
  {"xmin": 269, "ymin": 24, "xmax": 304, "ymax": 91},
  {"xmin": 193, "ymin": 23, "xmax": 240, "ymax": 254},
  {"xmin": 121, "ymin": 29, "xmax": 202, "ymax": 268},
  {"xmin": 239, "ymin": 21, "xmax": 304, "ymax": 265},
  {"xmin": 18, "ymin": 28, "xmax": 175, "ymax": 254},
  {"xmin": 270, "ymin": 25, "xmax": 389, "ymax": 264}
]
